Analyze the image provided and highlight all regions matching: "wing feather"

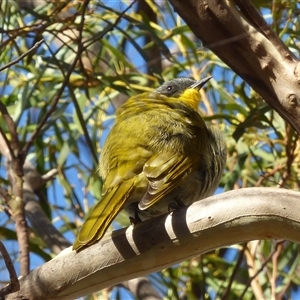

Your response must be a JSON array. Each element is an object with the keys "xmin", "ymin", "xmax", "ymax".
[{"xmin": 139, "ymin": 153, "xmax": 193, "ymax": 210}]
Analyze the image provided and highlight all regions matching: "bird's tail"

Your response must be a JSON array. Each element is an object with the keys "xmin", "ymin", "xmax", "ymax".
[{"xmin": 73, "ymin": 178, "xmax": 135, "ymax": 251}]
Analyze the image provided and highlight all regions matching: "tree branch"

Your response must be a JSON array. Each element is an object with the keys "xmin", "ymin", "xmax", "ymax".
[
  {"xmin": 0, "ymin": 39, "xmax": 44, "ymax": 73},
  {"xmin": 0, "ymin": 241, "xmax": 20, "ymax": 298},
  {"xmin": 168, "ymin": 0, "xmax": 300, "ymax": 134},
  {"xmin": 0, "ymin": 101, "xmax": 29, "ymax": 276},
  {"xmin": 0, "ymin": 134, "xmax": 70, "ymax": 254},
  {"xmin": 6, "ymin": 187, "xmax": 300, "ymax": 300},
  {"xmin": 22, "ymin": 160, "xmax": 72, "ymax": 253},
  {"xmin": 21, "ymin": 0, "xmax": 90, "ymax": 156}
]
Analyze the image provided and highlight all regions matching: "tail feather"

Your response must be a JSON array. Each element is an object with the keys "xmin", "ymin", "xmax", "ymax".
[{"xmin": 73, "ymin": 178, "xmax": 135, "ymax": 251}]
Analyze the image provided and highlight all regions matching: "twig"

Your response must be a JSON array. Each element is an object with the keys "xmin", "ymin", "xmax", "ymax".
[
  {"xmin": 270, "ymin": 242, "xmax": 282, "ymax": 299},
  {"xmin": 41, "ymin": 168, "xmax": 59, "ymax": 183},
  {"xmin": 255, "ymin": 166, "xmax": 283, "ymax": 187},
  {"xmin": 0, "ymin": 185, "xmax": 12, "ymax": 204},
  {"xmin": 84, "ymin": 0, "xmax": 137, "ymax": 49},
  {"xmin": 0, "ymin": 128, "xmax": 13, "ymax": 159},
  {"xmin": 0, "ymin": 241, "xmax": 20, "ymax": 298},
  {"xmin": 22, "ymin": 0, "xmax": 91, "ymax": 156},
  {"xmin": 278, "ymin": 124, "xmax": 298, "ymax": 187},
  {"xmin": 221, "ymin": 243, "xmax": 247, "ymax": 299},
  {"xmin": 0, "ymin": 103, "xmax": 20, "ymax": 161},
  {"xmin": 238, "ymin": 240, "xmax": 284, "ymax": 299},
  {"xmin": 23, "ymin": 0, "xmax": 136, "ymax": 161},
  {"xmin": 0, "ymin": 39, "xmax": 44, "ymax": 73}
]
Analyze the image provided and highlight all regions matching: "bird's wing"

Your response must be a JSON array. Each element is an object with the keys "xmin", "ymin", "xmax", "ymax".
[
  {"xmin": 139, "ymin": 152, "xmax": 193, "ymax": 210},
  {"xmin": 73, "ymin": 177, "xmax": 136, "ymax": 251}
]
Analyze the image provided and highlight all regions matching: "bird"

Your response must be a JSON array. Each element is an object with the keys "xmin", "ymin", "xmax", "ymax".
[{"xmin": 73, "ymin": 77, "xmax": 227, "ymax": 251}]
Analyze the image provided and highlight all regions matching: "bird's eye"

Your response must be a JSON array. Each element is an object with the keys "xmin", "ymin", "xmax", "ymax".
[{"xmin": 167, "ymin": 85, "xmax": 173, "ymax": 91}]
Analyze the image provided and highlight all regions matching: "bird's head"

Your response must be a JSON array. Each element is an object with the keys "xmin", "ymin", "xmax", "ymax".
[{"xmin": 153, "ymin": 77, "xmax": 212, "ymax": 109}]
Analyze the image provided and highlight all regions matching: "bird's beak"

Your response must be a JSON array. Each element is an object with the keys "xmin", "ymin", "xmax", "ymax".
[{"xmin": 190, "ymin": 76, "xmax": 212, "ymax": 90}]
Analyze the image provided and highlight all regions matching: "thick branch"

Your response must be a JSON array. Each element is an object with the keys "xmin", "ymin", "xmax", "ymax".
[
  {"xmin": 6, "ymin": 187, "xmax": 300, "ymax": 300},
  {"xmin": 23, "ymin": 181, "xmax": 72, "ymax": 254},
  {"xmin": 168, "ymin": 0, "xmax": 300, "ymax": 134}
]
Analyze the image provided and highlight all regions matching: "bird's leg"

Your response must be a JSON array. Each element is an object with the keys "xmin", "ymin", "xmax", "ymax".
[
  {"xmin": 129, "ymin": 202, "xmax": 142, "ymax": 225},
  {"xmin": 168, "ymin": 198, "xmax": 185, "ymax": 214}
]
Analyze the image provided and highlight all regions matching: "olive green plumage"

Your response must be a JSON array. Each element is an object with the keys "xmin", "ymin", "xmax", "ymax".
[{"xmin": 73, "ymin": 77, "xmax": 227, "ymax": 251}]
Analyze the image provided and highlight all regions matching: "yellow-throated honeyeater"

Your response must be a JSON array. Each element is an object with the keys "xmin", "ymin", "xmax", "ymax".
[{"xmin": 73, "ymin": 77, "xmax": 227, "ymax": 251}]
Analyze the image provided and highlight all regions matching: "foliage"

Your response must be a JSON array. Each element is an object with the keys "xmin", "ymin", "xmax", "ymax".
[{"xmin": 0, "ymin": 0, "xmax": 299, "ymax": 299}]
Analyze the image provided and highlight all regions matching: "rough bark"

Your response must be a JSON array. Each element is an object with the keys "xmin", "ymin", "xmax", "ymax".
[{"xmin": 168, "ymin": 0, "xmax": 300, "ymax": 134}]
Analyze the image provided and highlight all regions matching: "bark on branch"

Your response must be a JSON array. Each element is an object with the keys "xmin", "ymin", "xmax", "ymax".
[
  {"xmin": 168, "ymin": 0, "xmax": 300, "ymax": 134},
  {"xmin": 6, "ymin": 187, "xmax": 300, "ymax": 299}
]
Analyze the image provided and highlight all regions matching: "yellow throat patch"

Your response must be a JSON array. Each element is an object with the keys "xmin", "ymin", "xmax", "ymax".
[{"xmin": 180, "ymin": 88, "xmax": 201, "ymax": 109}]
